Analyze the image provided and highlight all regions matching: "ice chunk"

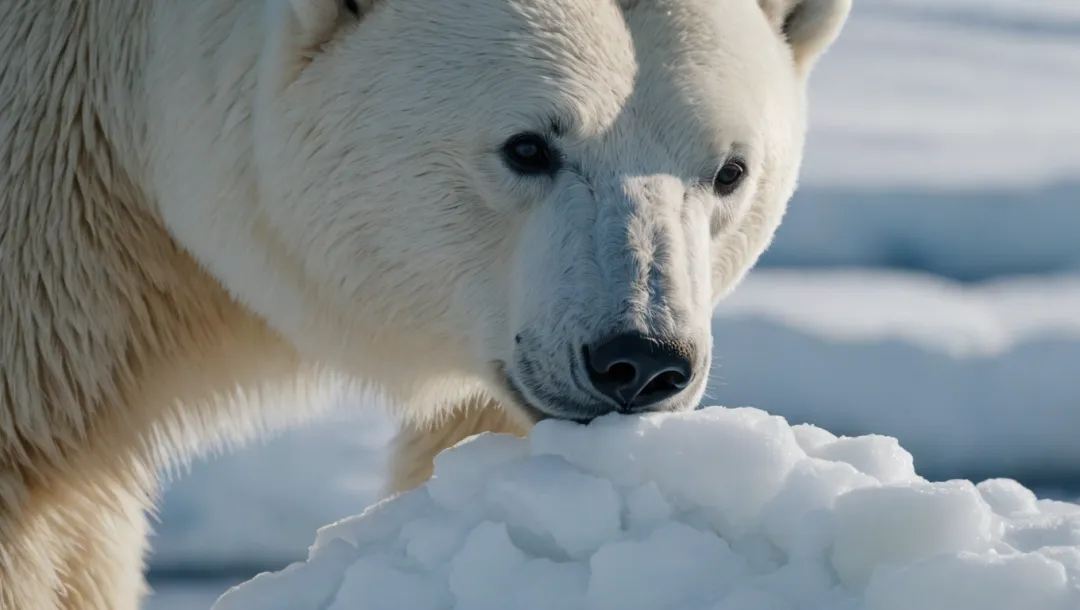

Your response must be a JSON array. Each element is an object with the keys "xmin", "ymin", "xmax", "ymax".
[{"xmin": 831, "ymin": 480, "xmax": 996, "ymax": 590}]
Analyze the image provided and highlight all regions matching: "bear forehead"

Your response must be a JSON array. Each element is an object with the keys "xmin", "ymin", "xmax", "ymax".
[
  {"xmin": 473, "ymin": 0, "xmax": 787, "ymax": 80},
  {"xmin": 395, "ymin": 0, "xmax": 787, "ymax": 87},
  {"xmin": 418, "ymin": 0, "xmax": 793, "ymax": 138}
]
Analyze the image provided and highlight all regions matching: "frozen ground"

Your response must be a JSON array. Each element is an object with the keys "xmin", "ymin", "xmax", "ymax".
[
  {"xmin": 143, "ymin": 0, "xmax": 1080, "ymax": 607},
  {"xmin": 213, "ymin": 408, "xmax": 1080, "ymax": 610}
]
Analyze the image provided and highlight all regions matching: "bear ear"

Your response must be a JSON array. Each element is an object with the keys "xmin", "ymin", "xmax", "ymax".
[{"xmin": 760, "ymin": 0, "xmax": 852, "ymax": 73}]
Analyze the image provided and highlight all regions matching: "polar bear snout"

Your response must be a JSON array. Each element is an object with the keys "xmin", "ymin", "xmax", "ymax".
[
  {"xmin": 504, "ymin": 328, "xmax": 708, "ymax": 423},
  {"xmin": 582, "ymin": 332, "xmax": 697, "ymax": 410}
]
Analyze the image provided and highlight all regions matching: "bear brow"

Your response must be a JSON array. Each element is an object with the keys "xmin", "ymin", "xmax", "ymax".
[{"xmin": 549, "ymin": 115, "xmax": 571, "ymax": 138}]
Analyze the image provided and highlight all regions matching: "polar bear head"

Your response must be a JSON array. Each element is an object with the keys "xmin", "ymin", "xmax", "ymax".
[{"xmin": 246, "ymin": 0, "xmax": 850, "ymax": 422}]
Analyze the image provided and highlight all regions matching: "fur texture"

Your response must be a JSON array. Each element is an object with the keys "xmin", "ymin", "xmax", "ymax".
[{"xmin": 0, "ymin": 0, "xmax": 849, "ymax": 606}]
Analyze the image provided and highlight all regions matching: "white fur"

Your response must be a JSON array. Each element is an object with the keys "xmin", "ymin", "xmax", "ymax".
[{"xmin": 0, "ymin": 0, "xmax": 849, "ymax": 606}]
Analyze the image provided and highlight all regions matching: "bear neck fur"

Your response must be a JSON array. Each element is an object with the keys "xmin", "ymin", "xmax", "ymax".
[{"xmin": 0, "ymin": 3, "xmax": 325, "ymax": 606}]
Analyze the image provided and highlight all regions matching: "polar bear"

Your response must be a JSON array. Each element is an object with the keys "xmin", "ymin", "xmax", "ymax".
[{"xmin": 0, "ymin": 0, "xmax": 849, "ymax": 607}]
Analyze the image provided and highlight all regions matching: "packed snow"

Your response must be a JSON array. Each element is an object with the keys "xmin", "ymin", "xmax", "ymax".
[{"xmin": 212, "ymin": 407, "xmax": 1080, "ymax": 610}]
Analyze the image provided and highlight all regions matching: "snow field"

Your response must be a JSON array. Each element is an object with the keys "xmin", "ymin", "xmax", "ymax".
[
  {"xmin": 712, "ymin": 270, "xmax": 1080, "ymax": 484},
  {"xmin": 212, "ymin": 406, "xmax": 1080, "ymax": 610}
]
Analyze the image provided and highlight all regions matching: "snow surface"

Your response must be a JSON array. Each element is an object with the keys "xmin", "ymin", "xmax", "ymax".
[
  {"xmin": 212, "ymin": 407, "xmax": 1080, "ymax": 610},
  {"xmin": 798, "ymin": 0, "xmax": 1080, "ymax": 190},
  {"xmin": 755, "ymin": 0, "xmax": 1080, "ymax": 280},
  {"xmin": 711, "ymin": 269, "xmax": 1080, "ymax": 485},
  {"xmin": 146, "ymin": 580, "xmax": 244, "ymax": 610},
  {"xmin": 149, "ymin": 406, "xmax": 395, "ymax": 570}
]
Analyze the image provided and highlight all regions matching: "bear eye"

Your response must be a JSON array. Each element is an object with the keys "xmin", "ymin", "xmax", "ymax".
[
  {"xmin": 712, "ymin": 160, "xmax": 747, "ymax": 196},
  {"xmin": 501, "ymin": 133, "xmax": 559, "ymax": 176}
]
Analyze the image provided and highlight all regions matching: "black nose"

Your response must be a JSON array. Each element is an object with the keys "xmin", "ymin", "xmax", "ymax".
[{"xmin": 584, "ymin": 332, "xmax": 696, "ymax": 410}]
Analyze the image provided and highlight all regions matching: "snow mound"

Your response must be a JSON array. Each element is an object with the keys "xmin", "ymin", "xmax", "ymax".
[{"xmin": 213, "ymin": 407, "xmax": 1080, "ymax": 610}]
